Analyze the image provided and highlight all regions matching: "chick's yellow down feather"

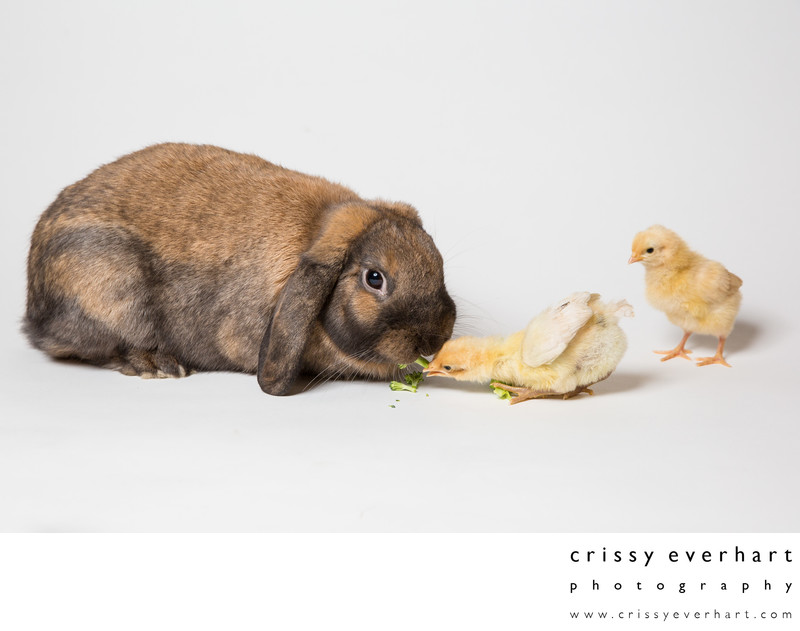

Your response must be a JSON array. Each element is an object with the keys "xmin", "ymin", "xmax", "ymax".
[
  {"xmin": 426, "ymin": 292, "xmax": 633, "ymax": 404},
  {"xmin": 629, "ymin": 225, "xmax": 742, "ymax": 367}
]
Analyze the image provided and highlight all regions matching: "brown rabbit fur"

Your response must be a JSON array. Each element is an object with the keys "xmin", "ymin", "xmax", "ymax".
[{"xmin": 25, "ymin": 143, "xmax": 457, "ymax": 395}]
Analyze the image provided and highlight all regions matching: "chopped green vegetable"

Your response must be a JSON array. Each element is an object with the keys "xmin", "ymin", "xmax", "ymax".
[
  {"xmin": 492, "ymin": 385, "xmax": 513, "ymax": 400},
  {"xmin": 397, "ymin": 357, "xmax": 428, "ymax": 370},
  {"xmin": 389, "ymin": 371, "xmax": 425, "ymax": 393},
  {"xmin": 405, "ymin": 372, "xmax": 424, "ymax": 388},
  {"xmin": 390, "ymin": 380, "xmax": 416, "ymax": 393},
  {"xmin": 390, "ymin": 358, "xmax": 429, "ymax": 393},
  {"xmin": 389, "ymin": 405, "xmax": 396, "ymax": 408}
]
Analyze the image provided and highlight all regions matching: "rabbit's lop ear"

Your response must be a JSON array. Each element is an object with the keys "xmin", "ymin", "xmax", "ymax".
[{"xmin": 257, "ymin": 203, "xmax": 380, "ymax": 395}]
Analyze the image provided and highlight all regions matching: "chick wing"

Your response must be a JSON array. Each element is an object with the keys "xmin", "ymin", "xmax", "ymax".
[
  {"xmin": 693, "ymin": 260, "xmax": 743, "ymax": 305},
  {"xmin": 521, "ymin": 292, "xmax": 594, "ymax": 368}
]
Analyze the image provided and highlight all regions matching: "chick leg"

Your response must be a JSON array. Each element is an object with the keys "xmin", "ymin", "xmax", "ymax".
[
  {"xmin": 557, "ymin": 373, "xmax": 611, "ymax": 399},
  {"xmin": 654, "ymin": 331, "xmax": 693, "ymax": 361},
  {"xmin": 695, "ymin": 336, "xmax": 732, "ymax": 367},
  {"xmin": 491, "ymin": 382, "xmax": 596, "ymax": 405},
  {"xmin": 490, "ymin": 382, "xmax": 549, "ymax": 405},
  {"xmin": 560, "ymin": 385, "xmax": 596, "ymax": 400}
]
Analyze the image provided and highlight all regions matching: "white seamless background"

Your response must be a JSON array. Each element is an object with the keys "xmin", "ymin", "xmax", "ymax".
[{"xmin": 1, "ymin": 0, "xmax": 798, "ymax": 532}]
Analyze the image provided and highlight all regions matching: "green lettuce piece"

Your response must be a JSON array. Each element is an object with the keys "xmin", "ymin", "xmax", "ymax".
[
  {"xmin": 391, "ymin": 359, "xmax": 428, "ymax": 393},
  {"xmin": 390, "ymin": 372, "xmax": 425, "ymax": 394},
  {"xmin": 404, "ymin": 372, "xmax": 424, "ymax": 388},
  {"xmin": 390, "ymin": 380, "xmax": 416, "ymax": 393},
  {"xmin": 492, "ymin": 385, "xmax": 513, "ymax": 400}
]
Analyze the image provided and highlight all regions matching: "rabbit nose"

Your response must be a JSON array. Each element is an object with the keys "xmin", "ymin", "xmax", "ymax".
[
  {"xmin": 417, "ymin": 333, "xmax": 447, "ymax": 357},
  {"xmin": 416, "ymin": 306, "xmax": 455, "ymax": 355}
]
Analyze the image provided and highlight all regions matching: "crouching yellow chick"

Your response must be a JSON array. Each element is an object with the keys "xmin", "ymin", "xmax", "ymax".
[
  {"xmin": 629, "ymin": 225, "xmax": 742, "ymax": 367},
  {"xmin": 426, "ymin": 292, "xmax": 633, "ymax": 404}
]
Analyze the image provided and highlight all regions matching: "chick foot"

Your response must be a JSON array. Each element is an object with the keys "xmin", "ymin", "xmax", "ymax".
[
  {"xmin": 695, "ymin": 355, "xmax": 730, "ymax": 367},
  {"xmin": 655, "ymin": 348, "xmax": 693, "ymax": 361},
  {"xmin": 696, "ymin": 337, "xmax": 731, "ymax": 367},
  {"xmin": 560, "ymin": 385, "xmax": 595, "ymax": 400},
  {"xmin": 491, "ymin": 382, "xmax": 595, "ymax": 405},
  {"xmin": 556, "ymin": 378, "xmax": 610, "ymax": 399},
  {"xmin": 654, "ymin": 331, "xmax": 693, "ymax": 362},
  {"xmin": 491, "ymin": 382, "xmax": 548, "ymax": 405}
]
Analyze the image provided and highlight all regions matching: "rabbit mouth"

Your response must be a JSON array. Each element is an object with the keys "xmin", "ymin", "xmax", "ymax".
[{"xmin": 366, "ymin": 330, "xmax": 430, "ymax": 365}]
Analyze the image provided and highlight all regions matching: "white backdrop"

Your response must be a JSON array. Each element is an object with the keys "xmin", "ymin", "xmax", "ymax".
[{"xmin": 1, "ymin": 0, "xmax": 798, "ymax": 532}]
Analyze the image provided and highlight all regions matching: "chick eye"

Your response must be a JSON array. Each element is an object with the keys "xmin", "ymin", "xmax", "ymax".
[
  {"xmin": 444, "ymin": 365, "xmax": 452, "ymax": 371},
  {"xmin": 646, "ymin": 247, "xmax": 654, "ymax": 254},
  {"xmin": 362, "ymin": 269, "xmax": 386, "ymax": 294}
]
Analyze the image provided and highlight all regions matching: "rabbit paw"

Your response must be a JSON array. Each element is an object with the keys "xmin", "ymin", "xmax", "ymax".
[{"xmin": 113, "ymin": 349, "xmax": 190, "ymax": 379}]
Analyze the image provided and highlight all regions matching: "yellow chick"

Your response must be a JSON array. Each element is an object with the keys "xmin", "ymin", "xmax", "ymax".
[
  {"xmin": 629, "ymin": 225, "xmax": 742, "ymax": 367},
  {"xmin": 425, "ymin": 292, "xmax": 633, "ymax": 404}
]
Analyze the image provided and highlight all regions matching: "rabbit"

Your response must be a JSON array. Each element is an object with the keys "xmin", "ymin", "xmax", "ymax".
[{"xmin": 24, "ymin": 143, "xmax": 457, "ymax": 395}]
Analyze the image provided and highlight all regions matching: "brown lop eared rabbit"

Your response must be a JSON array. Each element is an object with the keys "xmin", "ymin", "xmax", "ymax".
[{"xmin": 24, "ymin": 143, "xmax": 457, "ymax": 395}]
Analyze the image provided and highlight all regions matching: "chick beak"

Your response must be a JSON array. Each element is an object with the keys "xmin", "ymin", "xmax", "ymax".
[
  {"xmin": 423, "ymin": 362, "xmax": 448, "ymax": 377},
  {"xmin": 628, "ymin": 253, "xmax": 643, "ymax": 264}
]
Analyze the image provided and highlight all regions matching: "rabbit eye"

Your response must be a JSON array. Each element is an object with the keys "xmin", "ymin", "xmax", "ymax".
[
  {"xmin": 646, "ymin": 247, "xmax": 654, "ymax": 254},
  {"xmin": 362, "ymin": 269, "xmax": 386, "ymax": 294}
]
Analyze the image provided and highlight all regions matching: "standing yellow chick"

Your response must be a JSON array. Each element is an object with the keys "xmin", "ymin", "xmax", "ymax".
[
  {"xmin": 629, "ymin": 225, "xmax": 742, "ymax": 367},
  {"xmin": 425, "ymin": 292, "xmax": 633, "ymax": 404}
]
